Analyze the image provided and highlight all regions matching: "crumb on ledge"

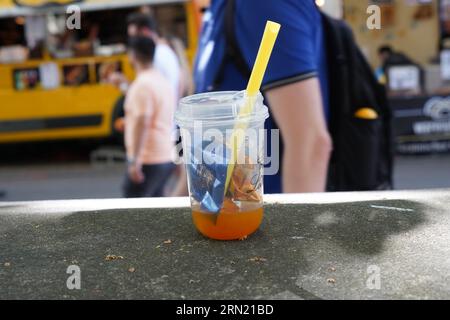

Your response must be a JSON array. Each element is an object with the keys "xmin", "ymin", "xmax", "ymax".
[
  {"xmin": 105, "ymin": 255, "xmax": 124, "ymax": 261},
  {"xmin": 249, "ymin": 257, "xmax": 267, "ymax": 263},
  {"xmin": 327, "ymin": 278, "xmax": 336, "ymax": 284}
]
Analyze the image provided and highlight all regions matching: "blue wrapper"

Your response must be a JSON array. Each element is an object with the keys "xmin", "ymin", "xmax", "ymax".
[{"xmin": 188, "ymin": 141, "xmax": 231, "ymax": 214}]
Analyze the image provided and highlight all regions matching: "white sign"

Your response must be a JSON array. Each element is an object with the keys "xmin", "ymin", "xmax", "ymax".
[
  {"xmin": 388, "ymin": 65, "xmax": 420, "ymax": 91},
  {"xmin": 39, "ymin": 63, "xmax": 60, "ymax": 90},
  {"xmin": 441, "ymin": 50, "xmax": 450, "ymax": 80}
]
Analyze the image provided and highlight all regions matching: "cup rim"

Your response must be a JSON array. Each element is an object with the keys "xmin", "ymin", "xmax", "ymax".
[{"xmin": 175, "ymin": 91, "xmax": 269, "ymax": 128}]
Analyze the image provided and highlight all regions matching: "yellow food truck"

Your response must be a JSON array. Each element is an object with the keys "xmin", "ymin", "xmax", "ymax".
[{"xmin": 0, "ymin": 0, "xmax": 203, "ymax": 143}]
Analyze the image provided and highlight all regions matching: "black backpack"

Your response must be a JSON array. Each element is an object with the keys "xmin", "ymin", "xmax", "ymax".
[
  {"xmin": 322, "ymin": 14, "xmax": 393, "ymax": 191},
  {"xmin": 215, "ymin": 1, "xmax": 394, "ymax": 191}
]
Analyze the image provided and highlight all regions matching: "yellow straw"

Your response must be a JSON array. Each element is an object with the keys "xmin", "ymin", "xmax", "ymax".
[
  {"xmin": 246, "ymin": 21, "xmax": 281, "ymax": 95},
  {"xmin": 224, "ymin": 21, "xmax": 281, "ymax": 195}
]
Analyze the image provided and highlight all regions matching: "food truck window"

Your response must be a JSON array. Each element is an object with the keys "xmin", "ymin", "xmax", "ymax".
[
  {"xmin": 63, "ymin": 64, "xmax": 89, "ymax": 86},
  {"xmin": 0, "ymin": 18, "xmax": 26, "ymax": 46},
  {"xmin": 0, "ymin": 17, "xmax": 28, "ymax": 64},
  {"xmin": 47, "ymin": 8, "xmax": 132, "ymax": 59},
  {"xmin": 45, "ymin": 3, "xmax": 189, "ymax": 60},
  {"xmin": 96, "ymin": 61, "xmax": 122, "ymax": 83},
  {"xmin": 13, "ymin": 68, "xmax": 40, "ymax": 91},
  {"xmin": 80, "ymin": 9, "xmax": 131, "ymax": 46}
]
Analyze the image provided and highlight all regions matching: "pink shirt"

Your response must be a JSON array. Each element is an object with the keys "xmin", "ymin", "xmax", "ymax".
[{"xmin": 124, "ymin": 68, "xmax": 175, "ymax": 165}]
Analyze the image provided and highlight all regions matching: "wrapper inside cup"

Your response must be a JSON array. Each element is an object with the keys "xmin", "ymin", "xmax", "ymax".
[{"xmin": 188, "ymin": 141, "xmax": 231, "ymax": 213}]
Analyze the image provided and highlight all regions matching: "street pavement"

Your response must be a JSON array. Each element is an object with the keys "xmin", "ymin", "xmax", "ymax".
[{"xmin": 0, "ymin": 154, "xmax": 449, "ymax": 202}]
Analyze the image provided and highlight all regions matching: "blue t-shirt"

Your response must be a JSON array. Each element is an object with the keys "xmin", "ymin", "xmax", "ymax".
[{"xmin": 194, "ymin": 0, "xmax": 329, "ymax": 194}]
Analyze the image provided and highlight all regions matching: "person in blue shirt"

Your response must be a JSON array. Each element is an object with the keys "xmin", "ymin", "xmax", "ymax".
[{"xmin": 194, "ymin": 0, "xmax": 332, "ymax": 194}]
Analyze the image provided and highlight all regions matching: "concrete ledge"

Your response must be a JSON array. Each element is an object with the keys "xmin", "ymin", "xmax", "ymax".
[
  {"xmin": 1, "ymin": 190, "xmax": 450, "ymax": 300},
  {"xmin": 2, "ymin": 189, "xmax": 448, "ymax": 213}
]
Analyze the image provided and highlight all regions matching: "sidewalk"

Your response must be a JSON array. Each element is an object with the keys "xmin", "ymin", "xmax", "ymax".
[{"xmin": 1, "ymin": 155, "xmax": 450, "ymax": 201}]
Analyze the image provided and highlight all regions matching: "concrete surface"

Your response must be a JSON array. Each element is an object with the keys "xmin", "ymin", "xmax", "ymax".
[{"xmin": 0, "ymin": 190, "xmax": 450, "ymax": 300}]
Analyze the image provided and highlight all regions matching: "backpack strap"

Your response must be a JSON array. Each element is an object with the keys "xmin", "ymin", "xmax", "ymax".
[
  {"xmin": 320, "ymin": 12, "xmax": 349, "ymax": 190},
  {"xmin": 213, "ymin": 0, "xmax": 251, "ymax": 89}
]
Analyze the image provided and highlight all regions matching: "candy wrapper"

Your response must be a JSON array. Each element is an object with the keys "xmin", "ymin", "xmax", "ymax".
[
  {"xmin": 188, "ymin": 141, "xmax": 231, "ymax": 213},
  {"xmin": 230, "ymin": 157, "xmax": 263, "ymax": 203},
  {"xmin": 188, "ymin": 142, "xmax": 262, "ymax": 215}
]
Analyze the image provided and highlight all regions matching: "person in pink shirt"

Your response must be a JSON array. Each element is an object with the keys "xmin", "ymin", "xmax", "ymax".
[{"xmin": 123, "ymin": 36, "xmax": 176, "ymax": 198}]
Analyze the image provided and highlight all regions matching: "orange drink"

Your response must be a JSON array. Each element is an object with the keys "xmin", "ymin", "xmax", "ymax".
[{"xmin": 192, "ymin": 202, "xmax": 263, "ymax": 240}]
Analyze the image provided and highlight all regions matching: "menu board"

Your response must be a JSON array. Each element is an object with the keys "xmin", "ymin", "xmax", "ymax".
[{"xmin": 13, "ymin": 68, "xmax": 40, "ymax": 91}]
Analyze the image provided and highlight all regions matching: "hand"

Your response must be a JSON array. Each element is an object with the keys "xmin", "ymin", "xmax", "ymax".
[
  {"xmin": 107, "ymin": 72, "xmax": 128, "ymax": 89},
  {"xmin": 113, "ymin": 117, "xmax": 125, "ymax": 133},
  {"xmin": 128, "ymin": 163, "xmax": 145, "ymax": 184}
]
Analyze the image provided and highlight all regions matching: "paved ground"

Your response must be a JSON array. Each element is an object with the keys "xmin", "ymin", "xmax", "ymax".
[
  {"xmin": 0, "ymin": 163, "xmax": 125, "ymax": 201},
  {"xmin": 0, "ymin": 151, "xmax": 450, "ymax": 202},
  {"xmin": 393, "ymin": 155, "xmax": 450, "ymax": 189},
  {"xmin": 0, "ymin": 143, "xmax": 125, "ymax": 201},
  {"xmin": 1, "ymin": 190, "xmax": 449, "ymax": 299}
]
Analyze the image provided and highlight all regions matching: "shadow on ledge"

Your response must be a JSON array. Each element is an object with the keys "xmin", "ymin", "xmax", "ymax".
[
  {"xmin": 270, "ymin": 199, "xmax": 428, "ymax": 256},
  {"xmin": 0, "ymin": 198, "xmax": 431, "ymax": 299}
]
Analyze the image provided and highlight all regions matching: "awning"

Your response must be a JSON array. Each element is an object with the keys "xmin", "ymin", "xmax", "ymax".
[{"xmin": 0, "ymin": 0, "xmax": 186, "ymax": 18}]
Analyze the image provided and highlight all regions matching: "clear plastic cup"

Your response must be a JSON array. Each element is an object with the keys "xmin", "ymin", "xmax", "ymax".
[{"xmin": 175, "ymin": 91, "xmax": 269, "ymax": 240}]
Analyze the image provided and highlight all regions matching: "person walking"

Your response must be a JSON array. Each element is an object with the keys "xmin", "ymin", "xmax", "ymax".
[
  {"xmin": 123, "ymin": 36, "xmax": 176, "ymax": 198},
  {"xmin": 109, "ymin": 13, "xmax": 181, "ymax": 104},
  {"xmin": 108, "ymin": 12, "xmax": 187, "ymax": 196},
  {"xmin": 194, "ymin": 0, "xmax": 332, "ymax": 194}
]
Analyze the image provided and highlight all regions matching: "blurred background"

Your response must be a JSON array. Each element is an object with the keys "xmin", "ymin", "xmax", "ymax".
[{"xmin": 0, "ymin": 0, "xmax": 449, "ymax": 201}]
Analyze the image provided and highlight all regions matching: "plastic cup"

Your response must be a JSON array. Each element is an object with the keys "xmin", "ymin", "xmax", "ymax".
[{"xmin": 175, "ymin": 91, "xmax": 269, "ymax": 240}]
